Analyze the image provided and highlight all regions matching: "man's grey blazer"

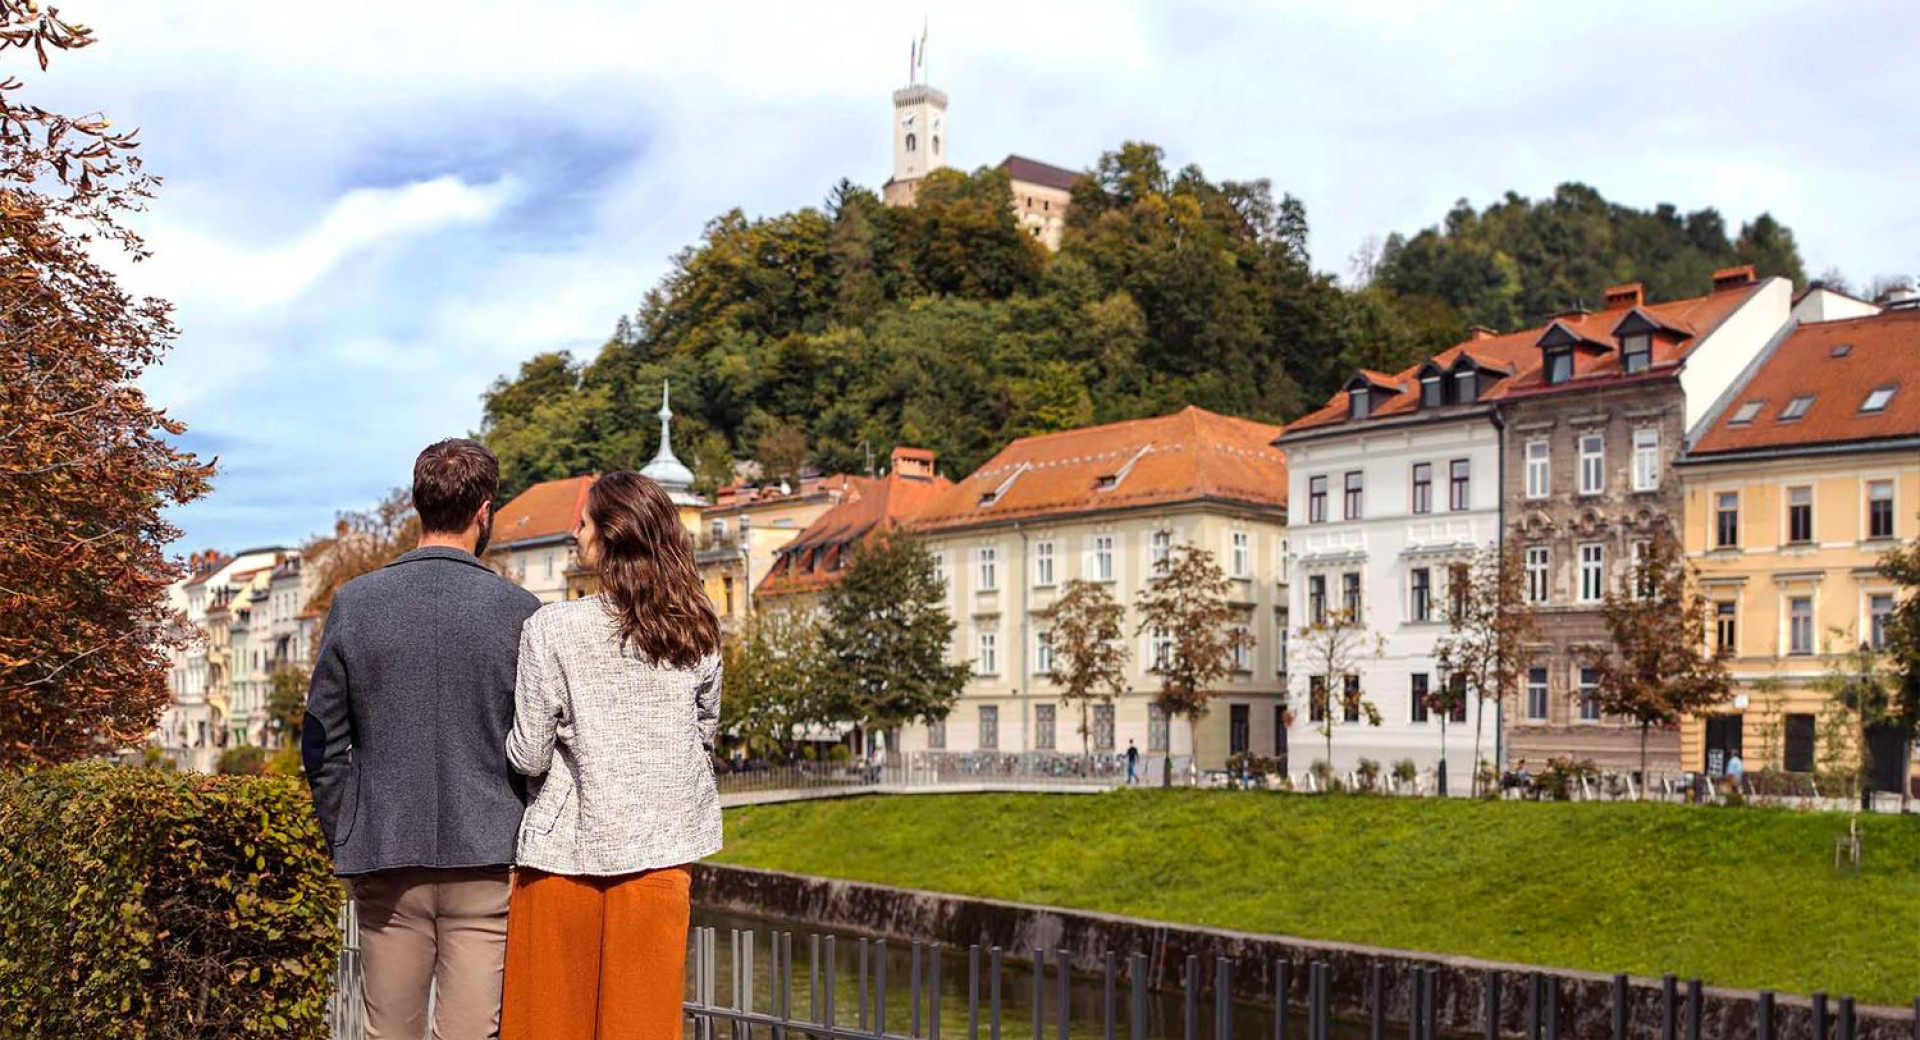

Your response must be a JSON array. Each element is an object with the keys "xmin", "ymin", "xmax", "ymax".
[{"xmin": 302, "ymin": 546, "xmax": 541, "ymax": 877}]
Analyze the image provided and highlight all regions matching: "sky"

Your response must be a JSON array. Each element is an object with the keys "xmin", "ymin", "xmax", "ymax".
[{"xmin": 27, "ymin": 0, "xmax": 1919, "ymax": 553}]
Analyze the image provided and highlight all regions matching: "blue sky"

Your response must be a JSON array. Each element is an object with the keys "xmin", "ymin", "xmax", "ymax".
[{"xmin": 35, "ymin": 0, "xmax": 1919, "ymax": 553}]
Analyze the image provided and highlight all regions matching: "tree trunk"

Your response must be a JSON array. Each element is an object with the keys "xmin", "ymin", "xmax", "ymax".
[
  {"xmin": 1471, "ymin": 697, "xmax": 1486, "ymax": 796},
  {"xmin": 1639, "ymin": 721, "xmax": 1649, "ymax": 800}
]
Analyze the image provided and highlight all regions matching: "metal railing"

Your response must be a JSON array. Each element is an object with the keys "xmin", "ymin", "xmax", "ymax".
[{"xmin": 713, "ymin": 754, "xmax": 1194, "ymax": 799}]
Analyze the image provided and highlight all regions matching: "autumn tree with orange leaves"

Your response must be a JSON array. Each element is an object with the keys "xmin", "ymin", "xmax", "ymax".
[{"xmin": 0, "ymin": 3, "xmax": 212, "ymax": 766}]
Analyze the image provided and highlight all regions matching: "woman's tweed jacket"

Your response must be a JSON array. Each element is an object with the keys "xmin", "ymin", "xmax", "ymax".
[{"xmin": 506, "ymin": 597, "xmax": 722, "ymax": 876}]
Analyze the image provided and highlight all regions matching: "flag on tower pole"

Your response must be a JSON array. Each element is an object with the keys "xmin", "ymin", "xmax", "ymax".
[
  {"xmin": 909, "ymin": 38, "xmax": 917, "ymax": 82},
  {"xmin": 918, "ymin": 18, "xmax": 928, "ymax": 77}
]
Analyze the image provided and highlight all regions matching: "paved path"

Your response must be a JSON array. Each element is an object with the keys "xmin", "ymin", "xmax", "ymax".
[{"xmin": 718, "ymin": 781, "xmax": 1117, "ymax": 808}]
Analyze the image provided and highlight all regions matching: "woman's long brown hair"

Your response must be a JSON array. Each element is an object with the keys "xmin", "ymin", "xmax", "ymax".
[{"xmin": 585, "ymin": 472, "xmax": 720, "ymax": 668}]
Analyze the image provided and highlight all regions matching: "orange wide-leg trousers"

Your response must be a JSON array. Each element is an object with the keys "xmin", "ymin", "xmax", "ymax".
[{"xmin": 502, "ymin": 866, "xmax": 692, "ymax": 1040}]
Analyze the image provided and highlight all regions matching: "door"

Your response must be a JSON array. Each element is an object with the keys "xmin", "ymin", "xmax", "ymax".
[
  {"xmin": 1866, "ymin": 724, "xmax": 1907, "ymax": 794},
  {"xmin": 1784, "ymin": 714, "xmax": 1816, "ymax": 773},
  {"xmin": 1229, "ymin": 704, "xmax": 1250, "ymax": 756},
  {"xmin": 1704, "ymin": 715, "xmax": 1743, "ymax": 776}
]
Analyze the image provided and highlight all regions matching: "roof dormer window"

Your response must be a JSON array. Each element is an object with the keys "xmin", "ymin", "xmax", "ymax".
[
  {"xmin": 1350, "ymin": 387, "xmax": 1372, "ymax": 420},
  {"xmin": 1453, "ymin": 370, "xmax": 1478, "ymax": 402},
  {"xmin": 1545, "ymin": 347, "xmax": 1573, "ymax": 385},
  {"xmin": 1420, "ymin": 375, "xmax": 1443, "ymax": 409},
  {"xmin": 1622, "ymin": 333, "xmax": 1652, "ymax": 375}
]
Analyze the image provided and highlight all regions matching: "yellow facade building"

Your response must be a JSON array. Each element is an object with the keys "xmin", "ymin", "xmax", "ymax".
[{"xmin": 1677, "ymin": 301, "xmax": 1919, "ymax": 790}]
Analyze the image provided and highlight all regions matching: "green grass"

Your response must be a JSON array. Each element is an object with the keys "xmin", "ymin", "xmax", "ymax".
[{"xmin": 715, "ymin": 791, "xmax": 1920, "ymax": 1006}]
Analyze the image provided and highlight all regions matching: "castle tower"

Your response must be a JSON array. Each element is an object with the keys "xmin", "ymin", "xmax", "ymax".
[{"xmin": 883, "ymin": 84, "xmax": 948, "ymax": 207}]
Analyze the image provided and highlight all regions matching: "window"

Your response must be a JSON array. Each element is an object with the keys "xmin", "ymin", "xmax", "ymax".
[
  {"xmin": 1150, "ymin": 628, "xmax": 1173, "ymax": 672},
  {"xmin": 1449, "ymin": 459, "xmax": 1471, "ymax": 511},
  {"xmin": 1420, "ymin": 376, "xmax": 1442, "ymax": 408},
  {"xmin": 1454, "ymin": 370, "xmax": 1478, "ymax": 402},
  {"xmin": 1308, "ymin": 477, "xmax": 1328, "ymax": 524},
  {"xmin": 545, "ymin": 552, "xmax": 556, "ymax": 579},
  {"xmin": 1410, "ymin": 674, "xmax": 1430, "ymax": 723},
  {"xmin": 1546, "ymin": 348, "xmax": 1573, "ymax": 385},
  {"xmin": 927, "ymin": 718, "xmax": 946, "ymax": 750},
  {"xmin": 1449, "ymin": 674, "xmax": 1468, "ymax": 723},
  {"xmin": 1861, "ymin": 385, "xmax": 1898, "ymax": 413},
  {"xmin": 975, "ymin": 631, "xmax": 999, "ymax": 675},
  {"xmin": 1715, "ymin": 601, "xmax": 1737, "ymax": 658},
  {"xmin": 1308, "ymin": 676, "xmax": 1328, "ymax": 722},
  {"xmin": 1090, "ymin": 703, "xmax": 1114, "ymax": 752},
  {"xmin": 978, "ymin": 705, "xmax": 998, "ymax": 750},
  {"xmin": 1715, "ymin": 492, "xmax": 1740, "ymax": 549},
  {"xmin": 1343, "ymin": 471, "xmax": 1365, "ymax": 520},
  {"xmin": 1622, "ymin": 333, "xmax": 1652, "ymax": 375},
  {"xmin": 905, "ymin": 132, "xmax": 917, "ymax": 152},
  {"xmin": 1231, "ymin": 627, "xmax": 1252, "ymax": 671},
  {"xmin": 1871, "ymin": 594, "xmax": 1895, "ymax": 650},
  {"xmin": 1579, "ymin": 435, "xmax": 1605, "ymax": 496},
  {"xmin": 1780, "ymin": 394, "xmax": 1815, "ymax": 422},
  {"xmin": 1230, "ymin": 705, "xmax": 1250, "ymax": 755},
  {"xmin": 1034, "ymin": 541, "xmax": 1056, "ymax": 586},
  {"xmin": 1410, "ymin": 568, "xmax": 1432, "ymax": 623},
  {"xmin": 1342, "ymin": 571, "xmax": 1362, "ymax": 625},
  {"xmin": 1787, "ymin": 486, "xmax": 1814, "ymax": 545},
  {"xmin": 1231, "ymin": 531, "xmax": 1251, "ymax": 578},
  {"xmin": 1578, "ymin": 667, "xmax": 1601, "ymax": 721},
  {"xmin": 1035, "ymin": 631, "xmax": 1054, "ymax": 675},
  {"xmin": 1447, "ymin": 562, "xmax": 1469, "ymax": 622},
  {"xmin": 1788, "ymin": 597, "xmax": 1814, "ymax": 656},
  {"xmin": 1035, "ymin": 704, "xmax": 1056, "ymax": 751},
  {"xmin": 932, "ymin": 552, "xmax": 948, "ymax": 591},
  {"xmin": 710, "ymin": 519, "xmax": 725, "ymax": 543},
  {"xmin": 1148, "ymin": 704, "xmax": 1169, "ymax": 752},
  {"xmin": 1150, "ymin": 530, "xmax": 1173, "ymax": 574},
  {"xmin": 1632, "ymin": 429, "xmax": 1660, "ymax": 492},
  {"xmin": 1342, "ymin": 675, "xmax": 1361, "ymax": 723},
  {"xmin": 1578, "ymin": 543, "xmax": 1604, "ymax": 603},
  {"xmin": 1308, "ymin": 575, "xmax": 1327, "ymax": 626},
  {"xmin": 1784, "ymin": 714, "xmax": 1816, "ymax": 772},
  {"xmin": 1275, "ymin": 705, "xmax": 1288, "ymax": 757},
  {"xmin": 977, "ymin": 547, "xmax": 998, "ymax": 590},
  {"xmin": 1525, "ymin": 440, "xmax": 1550, "ymax": 499},
  {"xmin": 1868, "ymin": 480, "xmax": 1895, "ymax": 540},
  {"xmin": 1628, "ymin": 540, "xmax": 1652, "ymax": 599},
  {"xmin": 1525, "ymin": 547, "xmax": 1550, "ymax": 605},
  {"xmin": 1729, "ymin": 400, "xmax": 1764, "ymax": 426},
  {"xmin": 1527, "ymin": 667, "xmax": 1549, "ymax": 721},
  {"xmin": 1350, "ymin": 387, "xmax": 1372, "ymax": 420},
  {"xmin": 1411, "ymin": 463, "xmax": 1433, "ymax": 515}
]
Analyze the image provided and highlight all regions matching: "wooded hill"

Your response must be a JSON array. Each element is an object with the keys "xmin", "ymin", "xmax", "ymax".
[{"xmin": 480, "ymin": 143, "xmax": 1805, "ymax": 498}]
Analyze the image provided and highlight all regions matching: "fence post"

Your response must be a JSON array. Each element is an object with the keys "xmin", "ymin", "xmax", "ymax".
[
  {"xmin": 1612, "ymin": 975, "xmax": 1628, "ymax": 1040},
  {"xmin": 1542, "ymin": 973, "xmax": 1556, "ymax": 1040},
  {"xmin": 1484, "ymin": 971, "xmax": 1499, "ymax": 1040},
  {"xmin": 1104, "ymin": 951, "xmax": 1117, "ymax": 1040},
  {"xmin": 1060, "ymin": 950, "xmax": 1072, "ymax": 1040},
  {"xmin": 1527, "ymin": 972, "xmax": 1542, "ymax": 1040},
  {"xmin": 1131, "ymin": 952, "xmax": 1149, "ymax": 1040},
  {"xmin": 912, "ymin": 943, "xmax": 923, "ymax": 1039},
  {"xmin": 991, "ymin": 948, "xmax": 1004, "ymax": 1040},
  {"xmin": 859, "ymin": 939, "xmax": 870, "ymax": 1033},
  {"xmin": 1410, "ymin": 968, "xmax": 1423, "ymax": 1040},
  {"xmin": 1369, "ymin": 962, "xmax": 1384, "ymax": 1040},
  {"xmin": 1276, "ymin": 961, "xmax": 1292, "ymax": 1040},
  {"xmin": 1840, "ymin": 998, "xmax": 1855, "ymax": 1040},
  {"xmin": 1685, "ymin": 980, "xmax": 1701, "ymax": 1040},
  {"xmin": 1217, "ymin": 958, "xmax": 1233, "ymax": 1040},
  {"xmin": 1661, "ymin": 975, "xmax": 1677, "ymax": 1040},
  {"xmin": 1814, "ymin": 993, "xmax": 1829, "ymax": 1040},
  {"xmin": 1756, "ymin": 992, "xmax": 1773, "ymax": 1040},
  {"xmin": 1033, "ymin": 946, "xmax": 1045, "ymax": 1040},
  {"xmin": 876, "ymin": 941, "xmax": 889, "ymax": 1039},
  {"xmin": 1185, "ymin": 955, "xmax": 1200, "ymax": 1040},
  {"xmin": 969, "ymin": 946, "xmax": 981, "ymax": 1040},
  {"xmin": 931, "ymin": 943, "xmax": 944, "ymax": 1040}
]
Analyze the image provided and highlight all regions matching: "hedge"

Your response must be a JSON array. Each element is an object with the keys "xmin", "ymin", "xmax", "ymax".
[{"xmin": 0, "ymin": 762, "xmax": 343, "ymax": 1038}]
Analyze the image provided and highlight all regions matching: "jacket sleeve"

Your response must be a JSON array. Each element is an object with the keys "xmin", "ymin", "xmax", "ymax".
[
  {"xmin": 695, "ymin": 654, "xmax": 723, "ymax": 753},
  {"xmin": 506, "ymin": 617, "xmax": 561, "ymax": 776},
  {"xmin": 301, "ymin": 599, "xmax": 355, "ymax": 844}
]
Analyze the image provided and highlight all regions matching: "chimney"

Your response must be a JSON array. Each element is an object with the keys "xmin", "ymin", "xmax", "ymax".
[
  {"xmin": 335, "ymin": 518, "xmax": 351, "ymax": 538},
  {"xmin": 1712, "ymin": 265, "xmax": 1757, "ymax": 292},
  {"xmin": 890, "ymin": 447, "xmax": 936, "ymax": 481},
  {"xmin": 1603, "ymin": 283, "xmax": 1644, "ymax": 310},
  {"xmin": 1468, "ymin": 326, "xmax": 1498, "ymax": 341}
]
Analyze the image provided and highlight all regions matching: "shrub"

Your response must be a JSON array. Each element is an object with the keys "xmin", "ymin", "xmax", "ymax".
[
  {"xmin": 0, "ymin": 762, "xmax": 343, "ymax": 1038},
  {"xmin": 1390, "ymin": 759, "xmax": 1418, "ymax": 785},
  {"xmin": 217, "ymin": 744, "xmax": 268, "ymax": 775},
  {"xmin": 1533, "ymin": 757, "xmax": 1599, "ymax": 801}
]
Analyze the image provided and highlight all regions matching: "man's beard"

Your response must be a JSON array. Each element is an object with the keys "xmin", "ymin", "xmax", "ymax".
[{"xmin": 473, "ymin": 512, "xmax": 494, "ymax": 557}]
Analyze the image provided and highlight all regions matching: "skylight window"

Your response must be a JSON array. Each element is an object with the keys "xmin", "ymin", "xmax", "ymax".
[
  {"xmin": 1831, "ymin": 343, "xmax": 1853, "ymax": 358},
  {"xmin": 1728, "ymin": 400, "xmax": 1764, "ymax": 426},
  {"xmin": 1861, "ymin": 385, "xmax": 1898, "ymax": 413},
  {"xmin": 1780, "ymin": 395, "xmax": 1815, "ymax": 422}
]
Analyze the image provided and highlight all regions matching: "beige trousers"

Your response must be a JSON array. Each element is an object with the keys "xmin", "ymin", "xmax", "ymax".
[{"xmin": 352, "ymin": 867, "xmax": 513, "ymax": 1040}]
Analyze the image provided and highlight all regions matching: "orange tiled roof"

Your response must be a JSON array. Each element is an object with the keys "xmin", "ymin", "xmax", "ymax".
[
  {"xmin": 911, "ymin": 406, "xmax": 1287, "ymax": 533},
  {"xmin": 755, "ymin": 467, "xmax": 954, "ymax": 598},
  {"xmin": 1689, "ymin": 307, "xmax": 1919, "ymax": 456},
  {"xmin": 1285, "ymin": 280, "xmax": 1766, "ymax": 436},
  {"xmin": 494, "ymin": 474, "xmax": 595, "ymax": 548}
]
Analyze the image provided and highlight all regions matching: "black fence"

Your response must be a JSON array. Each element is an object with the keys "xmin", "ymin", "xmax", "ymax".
[{"xmin": 681, "ymin": 927, "xmax": 1920, "ymax": 1040}]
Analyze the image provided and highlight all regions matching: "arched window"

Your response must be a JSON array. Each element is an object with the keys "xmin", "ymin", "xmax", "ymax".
[
  {"xmin": 905, "ymin": 132, "xmax": 917, "ymax": 153},
  {"xmin": 932, "ymin": 135, "xmax": 941, "ymax": 154}
]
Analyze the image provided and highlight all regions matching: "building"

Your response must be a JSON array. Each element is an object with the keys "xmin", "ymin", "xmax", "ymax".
[
  {"xmin": 1278, "ymin": 331, "xmax": 1532, "ymax": 780},
  {"xmin": 155, "ymin": 546, "xmax": 291, "ymax": 770},
  {"xmin": 755, "ymin": 448, "xmax": 952, "ymax": 608},
  {"xmin": 879, "ymin": 77, "xmax": 1079, "ymax": 250},
  {"xmin": 898, "ymin": 407, "xmax": 1289, "ymax": 770},
  {"xmin": 1496, "ymin": 268, "xmax": 1790, "ymax": 773},
  {"xmin": 697, "ymin": 472, "xmax": 857, "ymax": 630},
  {"xmin": 638, "ymin": 380, "xmax": 709, "ymax": 532},
  {"xmin": 1676, "ymin": 297, "xmax": 1918, "ymax": 791},
  {"xmin": 492, "ymin": 474, "xmax": 596, "ymax": 604}
]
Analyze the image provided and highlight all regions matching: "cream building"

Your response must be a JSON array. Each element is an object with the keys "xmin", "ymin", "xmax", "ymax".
[
  {"xmin": 898, "ymin": 408, "xmax": 1290, "ymax": 771},
  {"xmin": 156, "ymin": 545, "xmax": 291, "ymax": 770},
  {"xmin": 1677, "ymin": 298, "xmax": 1918, "ymax": 792},
  {"xmin": 697, "ymin": 472, "xmax": 856, "ymax": 629}
]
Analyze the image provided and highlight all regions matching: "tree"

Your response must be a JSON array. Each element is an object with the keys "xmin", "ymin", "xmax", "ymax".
[
  {"xmin": 1040, "ymin": 580, "xmax": 1130, "ymax": 759},
  {"xmin": 1135, "ymin": 545, "xmax": 1251, "ymax": 737},
  {"xmin": 1579, "ymin": 529, "xmax": 1732, "ymax": 790},
  {"xmin": 819, "ymin": 532, "xmax": 971, "ymax": 737},
  {"xmin": 1876, "ymin": 532, "xmax": 1920, "ymax": 757},
  {"xmin": 0, "ymin": 4, "xmax": 215, "ymax": 766},
  {"xmin": 720, "ymin": 608, "xmax": 833, "ymax": 761},
  {"xmin": 1291, "ymin": 601, "xmax": 1384, "ymax": 783},
  {"xmin": 303, "ymin": 489, "xmax": 419, "ymax": 624},
  {"xmin": 1816, "ymin": 638, "xmax": 1898, "ymax": 818},
  {"xmin": 1434, "ymin": 547, "xmax": 1537, "ymax": 793},
  {"xmin": 752, "ymin": 425, "xmax": 809, "ymax": 487}
]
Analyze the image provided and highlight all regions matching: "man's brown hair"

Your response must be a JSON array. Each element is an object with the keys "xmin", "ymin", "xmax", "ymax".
[{"xmin": 412, "ymin": 439, "xmax": 499, "ymax": 535}]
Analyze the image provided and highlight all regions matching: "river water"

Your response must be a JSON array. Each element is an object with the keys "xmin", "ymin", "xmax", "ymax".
[{"xmin": 688, "ymin": 906, "xmax": 1379, "ymax": 1040}]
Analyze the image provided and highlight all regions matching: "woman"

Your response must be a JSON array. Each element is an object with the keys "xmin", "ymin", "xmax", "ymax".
[{"xmin": 502, "ymin": 471, "xmax": 723, "ymax": 1040}]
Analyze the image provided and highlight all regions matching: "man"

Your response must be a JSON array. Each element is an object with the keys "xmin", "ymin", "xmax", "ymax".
[
  {"xmin": 1125, "ymin": 739, "xmax": 1139, "ymax": 785},
  {"xmin": 304, "ymin": 439, "xmax": 541, "ymax": 1039}
]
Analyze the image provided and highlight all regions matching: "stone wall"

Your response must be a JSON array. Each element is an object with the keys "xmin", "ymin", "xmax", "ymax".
[{"xmin": 694, "ymin": 863, "xmax": 1909, "ymax": 1040}]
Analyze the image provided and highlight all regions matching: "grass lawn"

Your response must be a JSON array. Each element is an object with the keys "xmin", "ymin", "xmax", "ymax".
[{"xmin": 715, "ymin": 790, "xmax": 1920, "ymax": 1006}]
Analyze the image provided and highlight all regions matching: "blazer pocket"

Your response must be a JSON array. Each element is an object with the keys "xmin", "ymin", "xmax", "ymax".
[
  {"xmin": 330, "ymin": 766, "xmax": 361, "ymax": 848},
  {"xmin": 524, "ymin": 786, "xmax": 571, "ymax": 836}
]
